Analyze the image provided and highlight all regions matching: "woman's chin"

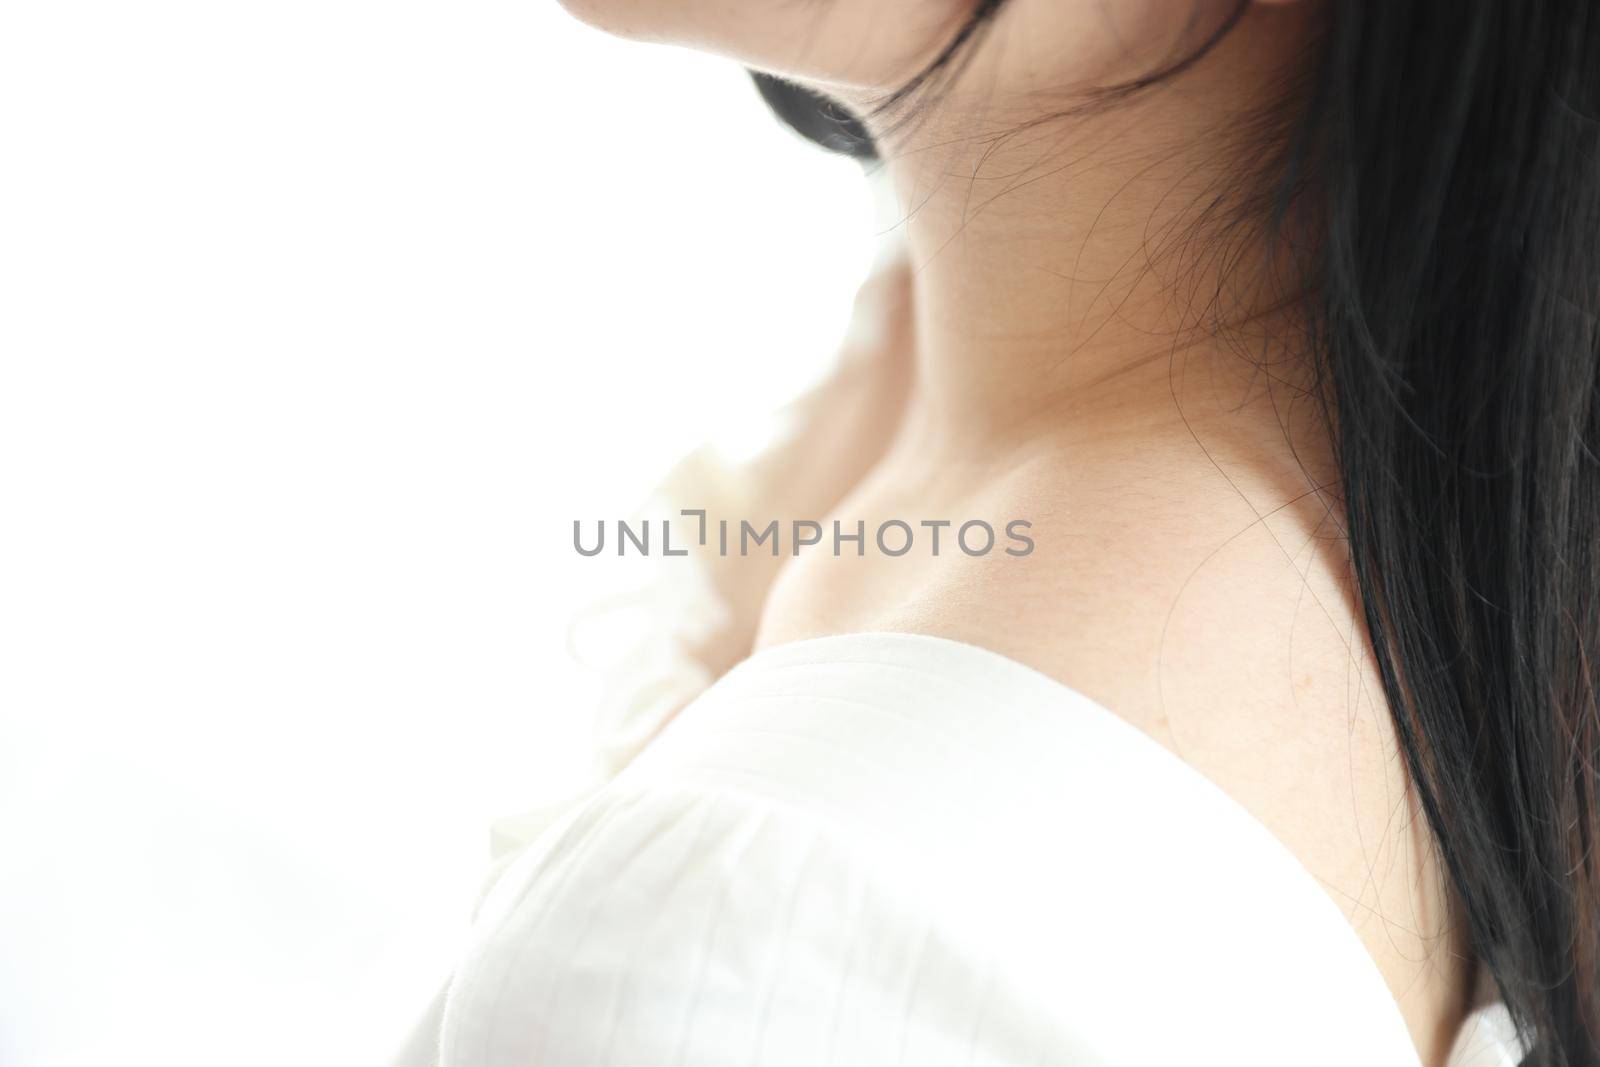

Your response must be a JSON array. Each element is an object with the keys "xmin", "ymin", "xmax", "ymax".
[
  {"xmin": 552, "ymin": 0, "xmax": 665, "ymax": 43},
  {"xmin": 550, "ymin": 0, "xmax": 972, "ymax": 94}
]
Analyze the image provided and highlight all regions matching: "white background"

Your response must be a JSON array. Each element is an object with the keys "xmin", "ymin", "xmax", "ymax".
[{"xmin": 0, "ymin": 4, "xmax": 875, "ymax": 1064}]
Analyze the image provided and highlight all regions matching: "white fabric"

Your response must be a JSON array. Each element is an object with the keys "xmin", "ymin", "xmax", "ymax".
[{"xmin": 412, "ymin": 631, "xmax": 1527, "ymax": 1066}]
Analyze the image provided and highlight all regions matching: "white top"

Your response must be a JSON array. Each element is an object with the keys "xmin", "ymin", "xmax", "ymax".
[{"xmin": 412, "ymin": 632, "xmax": 1525, "ymax": 1067}]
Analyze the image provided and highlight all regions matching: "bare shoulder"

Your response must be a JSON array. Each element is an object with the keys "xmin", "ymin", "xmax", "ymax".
[{"xmin": 754, "ymin": 445, "xmax": 1470, "ymax": 1064}]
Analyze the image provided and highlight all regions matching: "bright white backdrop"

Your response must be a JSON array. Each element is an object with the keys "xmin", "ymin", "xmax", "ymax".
[{"xmin": 0, "ymin": 4, "xmax": 874, "ymax": 1064}]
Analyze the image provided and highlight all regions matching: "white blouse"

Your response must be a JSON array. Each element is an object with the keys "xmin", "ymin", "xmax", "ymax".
[{"xmin": 404, "ymin": 631, "xmax": 1525, "ymax": 1067}]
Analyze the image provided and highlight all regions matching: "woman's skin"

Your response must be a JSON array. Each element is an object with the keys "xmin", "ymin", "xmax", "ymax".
[{"xmin": 561, "ymin": 1, "xmax": 1471, "ymax": 1063}]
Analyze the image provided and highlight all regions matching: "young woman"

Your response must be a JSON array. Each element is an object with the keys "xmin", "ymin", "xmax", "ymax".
[{"xmin": 406, "ymin": 2, "xmax": 1600, "ymax": 1064}]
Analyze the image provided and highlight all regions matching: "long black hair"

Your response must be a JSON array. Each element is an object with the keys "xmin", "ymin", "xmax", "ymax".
[{"xmin": 757, "ymin": 3, "xmax": 1600, "ymax": 1063}]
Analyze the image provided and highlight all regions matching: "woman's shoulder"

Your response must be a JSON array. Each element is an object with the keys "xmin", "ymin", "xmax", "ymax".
[{"xmin": 436, "ymin": 632, "xmax": 1428, "ymax": 1067}]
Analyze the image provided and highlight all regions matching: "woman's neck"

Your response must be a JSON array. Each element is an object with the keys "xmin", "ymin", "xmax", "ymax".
[
  {"xmin": 800, "ymin": 20, "xmax": 1472, "ymax": 1061},
  {"xmin": 871, "ymin": 8, "xmax": 1315, "ymax": 467}
]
